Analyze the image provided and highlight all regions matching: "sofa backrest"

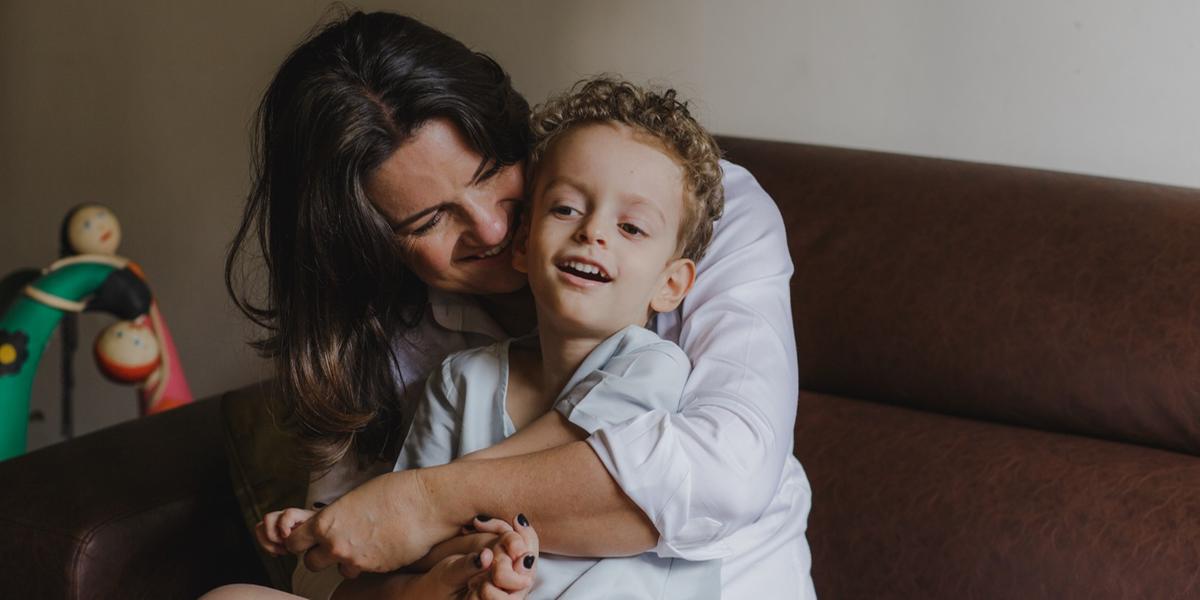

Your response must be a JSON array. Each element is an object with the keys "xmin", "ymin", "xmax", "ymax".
[{"xmin": 718, "ymin": 136, "xmax": 1200, "ymax": 456}]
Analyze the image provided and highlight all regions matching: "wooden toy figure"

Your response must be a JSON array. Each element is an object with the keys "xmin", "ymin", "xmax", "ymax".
[
  {"xmin": 60, "ymin": 204, "xmax": 194, "ymax": 417},
  {"xmin": 0, "ymin": 204, "xmax": 194, "ymax": 460},
  {"xmin": 94, "ymin": 319, "xmax": 161, "ymax": 384}
]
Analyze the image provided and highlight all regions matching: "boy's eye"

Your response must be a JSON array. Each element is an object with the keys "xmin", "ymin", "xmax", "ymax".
[
  {"xmin": 619, "ymin": 223, "xmax": 645, "ymax": 236},
  {"xmin": 550, "ymin": 205, "xmax": 580, "ymax": 217}
]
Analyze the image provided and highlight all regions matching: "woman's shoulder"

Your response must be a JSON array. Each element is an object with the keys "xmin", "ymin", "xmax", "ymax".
[
  {"xmin": 437, "ymin": 338, "xmax": 511, "ymax": 376},
  {"xmin": 716, "ymin": 159, "xmax": 785, "ymax": 233}
]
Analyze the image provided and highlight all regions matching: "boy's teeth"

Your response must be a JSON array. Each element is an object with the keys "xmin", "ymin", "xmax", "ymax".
[
  {"xmin": 568, "ymin": 261, "xmax": 598, "ymax": 274},
  {"xmin": 560, "ymin": 260, "xmax": 609, "ymax": 280}
]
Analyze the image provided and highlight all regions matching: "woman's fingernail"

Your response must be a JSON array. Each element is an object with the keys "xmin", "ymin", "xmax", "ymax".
[
  {"xmin": 476, "ymin": 514, "xmax": 492, "ymax": 522},
  {"xmin": 473, "ymin": 553, "xmax": 483, "ymax": 568},
  {"xmin": 517, "ymin": 513, "xmax": 529, "ymax": 527},
  {"xmin": 523, "ymin": 554, "xmax": 536, "ymax": 569}
]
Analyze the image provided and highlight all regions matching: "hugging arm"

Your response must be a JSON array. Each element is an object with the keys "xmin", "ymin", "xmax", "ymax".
[
  {"xmin": 431, "ymin": 164, "xmax": 797, "ymax": 560},
  {"xmin": 290, "ymin": 163, "xmax": 796, "ymax": 569}
]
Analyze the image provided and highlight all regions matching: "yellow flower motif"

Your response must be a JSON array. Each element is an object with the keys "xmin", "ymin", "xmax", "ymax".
[{"xmin": 0, "ymin": 329, "xmax": 29, "ymax": 376}]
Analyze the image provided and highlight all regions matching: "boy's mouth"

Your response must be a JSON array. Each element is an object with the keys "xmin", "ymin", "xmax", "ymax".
[{"xmin": 556, "ymin": 259, "xmax": 612, "ymax": 283}]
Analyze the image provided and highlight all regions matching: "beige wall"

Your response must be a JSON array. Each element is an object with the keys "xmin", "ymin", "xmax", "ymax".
[{"xmin": 2, "ymin": 1, "xmax": 1197, "ymax": 450}]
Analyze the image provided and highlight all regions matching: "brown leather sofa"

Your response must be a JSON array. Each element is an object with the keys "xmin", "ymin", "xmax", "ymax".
[{"xmin": 4, "ymin": 136, "xmax": 1200, "ymax": 599}]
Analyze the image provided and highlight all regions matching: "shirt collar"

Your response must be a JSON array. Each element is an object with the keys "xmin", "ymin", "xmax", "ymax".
[{"xmin": 427, "ymin": 287, "xmax": 509, "ymax": 341}]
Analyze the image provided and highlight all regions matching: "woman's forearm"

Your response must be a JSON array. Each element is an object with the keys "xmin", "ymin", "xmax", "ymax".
[{"xmin": 420, "ymin": 440, "xmax": 658, "ymax": 557}]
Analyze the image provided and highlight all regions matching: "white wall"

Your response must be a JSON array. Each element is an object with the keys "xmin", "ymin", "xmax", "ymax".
[
  {"xmin": 394, "ymin": 0, "xmax": 1200, "ymax": 188},
  {"xmin": 2, "ymin": 0, "xmax": 1196, "ymax": 451}
]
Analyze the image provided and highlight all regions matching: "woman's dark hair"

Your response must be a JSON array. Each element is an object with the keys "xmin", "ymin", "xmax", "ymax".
[{"xmin": 225, "ymin": 10, "xmax": 531, "ymax": 472}]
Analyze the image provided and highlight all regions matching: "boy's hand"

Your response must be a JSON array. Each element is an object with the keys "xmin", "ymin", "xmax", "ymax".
[
  {"xmin": 256, "ymin": 507, "xmax": 315, "ymax": 557},
  {"xmin": 466, "ymin": 514, "xmax": 540, "ymax": 599}
]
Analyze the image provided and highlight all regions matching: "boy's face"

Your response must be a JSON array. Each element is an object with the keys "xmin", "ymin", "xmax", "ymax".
[{"xmin": 515, "ymin": 122, "xmax": 696, "ymax": 339}]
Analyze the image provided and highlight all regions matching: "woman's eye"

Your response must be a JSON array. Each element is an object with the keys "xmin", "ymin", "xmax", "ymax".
[
  {"xmin": 411, "ymin": 210, "xmax": 444, "ymax": 235},
  {"xmin": 619, "ymin": 223, "xmax": 645, "ymax": 236}
]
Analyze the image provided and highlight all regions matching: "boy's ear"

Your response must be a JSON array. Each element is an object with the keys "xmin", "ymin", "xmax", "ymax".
[
  {"xmin": 650, "ymin": 257, "xmax": 696, "ymax": 314},
  {"xmin": 511, "ymin": 209, "xmax": 533, "ymax": 274}
]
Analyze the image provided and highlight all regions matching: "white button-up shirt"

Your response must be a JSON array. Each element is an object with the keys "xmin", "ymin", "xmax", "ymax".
[{"xmin": 296, "ymin": 160, "xmax": 816, "ymax": 600}]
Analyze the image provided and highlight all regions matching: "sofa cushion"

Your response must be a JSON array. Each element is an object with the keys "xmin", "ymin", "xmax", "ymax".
[
  {"xmin": 720, "ymin": 136, "xmax": 1200, "ymax": 457},
  {"xmin": 795, "ymin": 390, "xmax": 1200, "ymax": 599},
  {"xmin": 0, "ymin": 396, "xmax": 268, "ymax": 599}
]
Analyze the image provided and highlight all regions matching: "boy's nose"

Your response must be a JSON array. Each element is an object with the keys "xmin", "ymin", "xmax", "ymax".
[{"xmin": 574, "ymin": 224, "xmax": 606, "ymax": 247}]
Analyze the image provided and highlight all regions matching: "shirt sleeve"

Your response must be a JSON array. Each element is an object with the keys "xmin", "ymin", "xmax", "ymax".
[
  {"xmin": 583, "ymin": 160, "xmax": 800, "ymax": 561},
  {"xmin": 394, "ymin": 358, "xmax": 462, "ymax": 471},
  {"xmin": 555, "ymin": 338, "xmax": 690, "ymax": 434}
]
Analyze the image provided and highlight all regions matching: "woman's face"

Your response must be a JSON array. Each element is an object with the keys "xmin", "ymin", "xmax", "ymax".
[{"xmin": 366, "ymin": 118, "xmax": 527, "ymax": 296}]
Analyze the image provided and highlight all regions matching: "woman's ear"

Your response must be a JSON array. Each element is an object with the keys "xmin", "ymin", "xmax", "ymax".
[
  {"xmin": 511, "ymin": 210, "xmax": 532, "ymax": 274},
  {"xmin": 650, "ymin": 258, "xmax": 696, "ymax": 313}
]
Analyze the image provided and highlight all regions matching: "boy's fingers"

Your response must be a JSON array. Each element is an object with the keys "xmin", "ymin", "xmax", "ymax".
[
  {"xmin": 434, "ymin": 548, "xmax": 492, "ymax": 589},
  {"xmin": 255, "ymin": 522, "xmax": 287, "ymax": 555},
  {"xmin": 261, "ymin": 513, "xmax": 281, "ymax": 544},
  {"xmin": 479, "ymin": 580, "xmax": 530, "ymax": 600},
  {"xmin": 284, "ymin": 520, "xmax": 317, "ymax": 556}
]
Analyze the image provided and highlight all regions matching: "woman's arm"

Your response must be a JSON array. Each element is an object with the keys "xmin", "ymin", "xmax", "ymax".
[
  {"xmin": 287, "ymin": 440, "xmax": 656, "ymax": 573},
  {"xmin": 288, "ymin": 161, "xmax": 795, "ymax": 570}
]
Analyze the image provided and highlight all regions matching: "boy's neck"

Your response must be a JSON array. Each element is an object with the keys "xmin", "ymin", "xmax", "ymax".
[
  {"xmin": 477, "ymin": 287, "xmax": 537, "ymax": 337},
  {"xmin": 535, "ymin": 319, "xmax": 610, "ymax": 404}
]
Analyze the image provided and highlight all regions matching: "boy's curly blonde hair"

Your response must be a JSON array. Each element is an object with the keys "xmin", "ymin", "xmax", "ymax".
[{"xmin": 528, "ymin": 77, "xmax": 724, "ymax": 262}]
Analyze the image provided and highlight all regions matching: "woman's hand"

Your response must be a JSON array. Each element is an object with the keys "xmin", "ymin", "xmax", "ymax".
[
  {"xmin": 286, "ymin": 469, "xmax": 458, "ymax": 577},
  {"xmin": 465, "ymin": 515, "xmax": 540, "ymax": 600}
]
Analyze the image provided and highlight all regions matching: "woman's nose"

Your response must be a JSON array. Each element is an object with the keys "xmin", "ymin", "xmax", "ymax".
[{"xmin": 464, "ymin": 195, "xmax": 510, "ymax": 247}]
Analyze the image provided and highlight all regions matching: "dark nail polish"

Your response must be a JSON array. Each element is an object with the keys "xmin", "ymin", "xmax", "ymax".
[
  {"xmin": 517, "ymin": 513, "xmax": 529, "ymax": 527},
  {"xmin": 464, "ymin": 524, "xmax": 477, "ymax": 532},
  {"xmin": 473, "ymin": 553, "xmax": 483, "ymax": 568},
  {"xmin": 312, "ymin": 502, "xmax": 327, "ymax": 509},
  {"xmin": 523, "ymin": 554, "xmax": 536, "ymax": 569},
  {"xmin": 476, "ymin": 514, "xmax": 492, "ymax": 522}
]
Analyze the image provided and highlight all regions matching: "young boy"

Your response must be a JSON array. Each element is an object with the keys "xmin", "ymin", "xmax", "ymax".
[{"xmin": 262, "ymin": 77, "xmax": 726, "ymax": 599}]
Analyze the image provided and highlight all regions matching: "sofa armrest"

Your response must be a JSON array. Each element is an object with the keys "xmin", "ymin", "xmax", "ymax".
[{"xmin": 0, "ymin": 393, "xmax": 268, "ymax": 599}]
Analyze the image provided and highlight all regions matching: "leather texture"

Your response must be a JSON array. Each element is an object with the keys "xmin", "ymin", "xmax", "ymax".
[
  {"xmin": 795, "ymin": 391, "xmax": 1200, "ymax": 599},
  {"xmin": 721, "ymin": 136, "xmax": 1200, "ymax": 457},
  {"xmin": 0, "ymin": 394, "xmax": 268, "ymax": 598}
]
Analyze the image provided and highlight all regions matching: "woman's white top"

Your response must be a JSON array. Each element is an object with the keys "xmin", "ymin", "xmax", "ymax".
[
  {"xmin": 294, "ymin": 160, "xmax": 816, "ymax": 600},
  {"xmin": 395, "ymin": 325, "xmax": 721, "ymax": 599}
]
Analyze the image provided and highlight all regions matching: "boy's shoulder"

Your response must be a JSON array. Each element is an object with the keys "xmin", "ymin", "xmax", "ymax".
[{"xmin": 605, "ymin": 325, "xmax": 690, "ymax": 372}]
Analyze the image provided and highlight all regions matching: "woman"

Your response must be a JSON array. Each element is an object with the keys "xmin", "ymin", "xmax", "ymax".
[{"xmin": 220, "ymin": 10, "xmax": 813, "ymax": 600}]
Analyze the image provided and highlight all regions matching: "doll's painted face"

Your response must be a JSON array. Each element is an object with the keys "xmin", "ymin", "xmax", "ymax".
[
  {"xmin": 94, "ymin": 320, "xmax": 160, "ymax": 383},
  {"xmin": 67, "ymin": 205, "xmax": 122, "ymax": 255}
]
